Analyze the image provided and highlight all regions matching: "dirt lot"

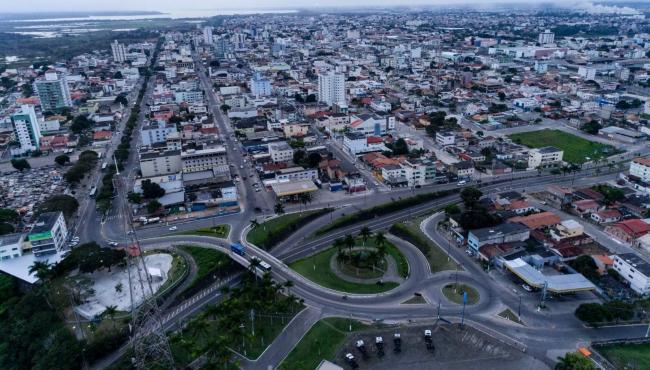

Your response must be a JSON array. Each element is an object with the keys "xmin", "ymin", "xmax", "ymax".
[{"xmin": 334, "ymin": 323, "xmax": 549, "ymax": 370}]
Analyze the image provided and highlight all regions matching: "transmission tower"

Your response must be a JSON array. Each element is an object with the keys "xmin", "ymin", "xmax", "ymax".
[{"xmin": 114, "ymin": 166, "xmax": 176, "ymax": 370}]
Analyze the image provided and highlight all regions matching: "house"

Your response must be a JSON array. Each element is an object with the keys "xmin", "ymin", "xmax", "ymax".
[
  {"xmin": 450, "ymin": 161, "xmax": 475, "ymax": 179},
  {"xmin": 467, "ymin": 222, "xmax": 530, "ymax": 252},
  {"xmin": 343, "ymin": 133, "xmax": 387, "ymax": 155},
  {"xmin": 572, "ymin": 199, "xmax": 600, "ymax": 215},
  {"xmin": 508, "ymin": 211, "xmax": 561, "ymax": 230},
  {"xmin": 605, "ymin": 219, "xmax": 650, "ymax": 245},
  {"xmin": 0, "ymin": 233, "xmax": 24, "ymax": 260},
  {"xmin": 348, "ymin": 113, "xmax": 394, "ymax": 136},
  {"xmin": 613, "ymin": 253, "xmax": 650, "ymax": 294},
  {"xmin": 550, "ymin": 220, "xmax": 583, "ymax": 242},
  {"xmin": 268, "ymin": 142, "xmax": 294, "ymax": 163},
  {"xmin": 590, "ymin": 209, "xmax": 622, "ymax": 224},
  {"xmin": 435, "ymin": 131, "xmax": 455, "ymax": 146},
  {"xmin": 592, "ymin": 255, "xmax": 614, "ymax": 275}
]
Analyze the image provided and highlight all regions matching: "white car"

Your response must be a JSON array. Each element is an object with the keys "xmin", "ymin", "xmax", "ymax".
[
  {"xmin": 521, "ymin": 284, "xmax": 533, "ymax": 292},
  {"xmin": 169, "ymin": 226, "xmax": 178, "ymax": 231}
]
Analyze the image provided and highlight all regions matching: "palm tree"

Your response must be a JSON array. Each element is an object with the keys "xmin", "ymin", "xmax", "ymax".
[
  {"xmin": 374, "ymin": 231, "xmax": 386, "ymax": 248},
  {"xmin": 248, "ymin": 258, "xmax": 261, "ymax": 281},
  {"xmin": 298, "ymin": 193, "xmax": 312, "ymax": 214},
  {"xmin": 333, "ymin": 238, "xmax": 344, "ymax": 253},
  {"xmin": 359, "ymin": 226, "xmax": 371, "ymax": 246},
  {"xmin": 283, "ymin": 280, "xmax": 294, "ymax": 296},
  {"xmin": 29, "ymin": 260, "xmax": 52, "ymax": 282},
  {"xmin": 344, "ymin": 234, "xmax": 355, "ymax": 257},
  {"xmin": 274, "ymin": 201, "xmax": 285, "ymax": 215},
  {"xmin": 103, "ymin": 305, "xmax": 118, "ymax": 329}
]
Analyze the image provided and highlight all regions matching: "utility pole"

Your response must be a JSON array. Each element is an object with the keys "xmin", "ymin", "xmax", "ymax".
[
  {"xmin": 518, "ymin": 294, "xmax": 522, "ymax": 318},
  {"xmin": 461, "ymin": 291, "xmax": 467, "ymax": 327}
]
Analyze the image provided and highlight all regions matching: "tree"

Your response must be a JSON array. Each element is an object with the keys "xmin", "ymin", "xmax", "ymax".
[
  {"xmin": 306, "ymin": 152, "xmax": 322, "ymax": 168},
  {"xmin": 0, "ymin": 222, "xmax": 14, "ymax": 235},
  {"xmin": 70, "ymin": 115, "xmax": 93, "ymax": 134},
  {"xmin": 114, "ymin": 94, "xmax": 128, "ymax": 106},
  {"xmin": 54, "ymin": 154, "xmax": 70, "ymax": 166},
  {"xmin": 460, "ymin": 187, "xmax": 483, "ymax": 209},
  {"xmin": 333, "ymin": 238, "xmax": 345, "ymax": 253},
  {"xmin": 274, "ymin": 201, "xmax": 285, "ymax": 215},
  {"xmin": 10, "ymin": 158, "xmax": 30, "ymax": 171},
  {"xmin": 115, "ymin": 282, "xmax": 123, "ymax": 293},
  {"xmin": 575, "ymin": 303, "xmax": 612, "ymax": 325},
  {"xmin": 141, "ymin": 179, "xmax": 165, "ymax": 199},
  {"xmin": 103, "ymin": 305, "xmax": 118, "ymax": 329},
  {"xmin": 498, "ymin": 91, "xmax": 506, "ymax": 101},
  {"xmin": 220, "ymin": 104, "xmax": 231, "ymax": 112},
  {"xmin": 293, "ymin": 149, "xmax": 305, "ymax": 164},
  {"xmin": 580, "ymin": 120, "xmax": 602, "ymax": 135},
  {"xmin": 555, "ymin": 352, "xmax": 596, "ymax": 370},
  {"xmin": 36, "ymin": 195, "xmax": 79, "ymax": 221},
  {"xmin": 127, "ymin": 192, "xmax": 142, "ymax": 204},
  {"xmin": 113, "ymin": 71, "xmax": 123, "ymax": 79},
  {"xmin": 359, "ymin": 226, "xmax": 371, "ymax": 246},
  {"xmin": 568, "ymin": 255, "xmax": 599, "ymax": 281},
  {"xmin": 0, "ymin": 208, "xmax": 20, "ymax": 224},
  {"xmin": 374, "ymin": 232, "xmax": 386, "ymax": 248},
  {"xmin": 392, "ymin": 138, "xmax": 409, "ymax": 155},
  {"xmin": 29, "ymin": 260, "xmax": 53, "ymax": 282},
  {"xmin": 147, "ymin": 200, "xmax": 162, "ymax": 214},
  {"xmin": 344, "ymin": 234, "xmax": 355, "ymax": 255}
]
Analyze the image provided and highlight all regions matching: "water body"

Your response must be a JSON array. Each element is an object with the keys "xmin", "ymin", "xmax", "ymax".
[{"xmin": 5, "ymin": 9, "xmax": 298, "ymax": 22}]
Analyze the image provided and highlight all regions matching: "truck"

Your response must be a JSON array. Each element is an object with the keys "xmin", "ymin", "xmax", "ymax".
[
  {"xmin": 231, "ymin": 243, "xmax": 246, "ymax": 256},
  {"xmin": 143, "ymin": 217, "xmax": 160, "ymax": 225}
]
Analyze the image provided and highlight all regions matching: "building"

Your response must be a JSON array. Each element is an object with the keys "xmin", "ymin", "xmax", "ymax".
[
  {"xmin": 467, "ymin": 223, "xmax": 530, "ymax": 252},
  {"xmin": 318, "ymin": 72, "xmax": 346, "ymax": 107},
  {"xmin": 0, "ymin": 233, "xmax": 24, "ymax": 260},
  {"xmin": 181, "ymin": 146, "xmax": 228, "ymax": 173},
  {"xmin": 268, "ymin": 142, "xmax": 294, "ymax": 163},
  {"xmin": 140, "ymin": 122, "xmax": 178, "ymax": 146},
  {"xmin": 34, "ymin": 71, "xmax": 72, "ymax": 112},
  {"xmin": 111, "ymin": 40, "xmax": 126, "ymax": 63},
  {"xmin": 550, "ymin": 220, "xmax": 584, "ymax": 242},
  {"xmin": 538, "ymin": 29, "xmax": 555, "ymax": 44},
  {"xmin": 528, "ymin": 146, "xmax": 563, "ymax": 169},
  {"xmin": 11, "ymin": 104, "xmax": 42, "ymax": 154},
  {"xmin": 578, "ymin": 66, "xmax": 597, "ymax": 80},
  {"xmin": 348, "ymin": 113, "xmax": 395, "ymax": 136},
  {"xmin": 613, "ymin": 253, "xmax": 650, "ymax": 295},
  {"xmin": 435, "ymin": 131, "xmax": 455, "ymax": 146},
  {"xmin": 139, "ymin": 149, "xmax": 182, "ymax": 177},
  {"xmin": 630, "ymin": 157, "xmax": 650, "ymax": 183},
  {"xmin": 250, "ymin": 72, "xmax": 272, "ymax": 97},
  {"xmin": 275, "ymin": 167, "xmax": 318, "ymax": 181},
  {"xmin": 343, "ymin": 133, "xmax": 387, "ymax": 155},
  {"xmin": 203, "ymin": 26, "xmax": 214, "ymax": 45},
  {"xmin": 605, "ymin": 219, "xmax": 650, "ymax": 244},
  {"xmin": 28, "ymin": 212, "xmax": 68, "ymax": 257},
  {"xmin": 174, "ymin": 90, "xmax": 203, "ymax": 104}
]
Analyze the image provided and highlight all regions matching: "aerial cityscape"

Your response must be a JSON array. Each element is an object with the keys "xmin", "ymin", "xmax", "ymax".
[{"xmin": 3, "ymin": 1, "xmax": 650, "ymax": 370}]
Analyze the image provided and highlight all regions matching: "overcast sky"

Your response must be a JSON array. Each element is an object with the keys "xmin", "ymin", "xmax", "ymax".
[{"xmin": 0, "ymin": 0, "xmax": 636, "ymax": 13}]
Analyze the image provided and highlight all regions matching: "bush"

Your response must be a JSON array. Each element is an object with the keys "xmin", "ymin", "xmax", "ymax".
[{"xmin": 389, "ymin": 223, "xmax": 431, "ymax": 257}]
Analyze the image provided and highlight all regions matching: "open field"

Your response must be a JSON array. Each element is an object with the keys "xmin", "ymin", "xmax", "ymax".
[{"xmin": 509, "ymin": 129, "xmax": 617, "ymax": 164}]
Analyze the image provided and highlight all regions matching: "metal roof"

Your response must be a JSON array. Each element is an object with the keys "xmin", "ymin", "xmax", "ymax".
[{"xmin": 504, "ymin": 258, "xmax": 596, "ymax": 293}]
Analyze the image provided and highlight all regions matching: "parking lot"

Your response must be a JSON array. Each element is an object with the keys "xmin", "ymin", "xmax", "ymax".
[{"xmin": 334, "ymin": 323, "xmax": 549, "ymax": 370}]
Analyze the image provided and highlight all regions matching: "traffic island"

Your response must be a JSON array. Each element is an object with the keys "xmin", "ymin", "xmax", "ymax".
[
  {"xmin": 441, "ymin": 283, "xmax": 480, "ymax": 305},
  {"xmin": 288, "ymin": 237, "xmax": 408, "ymax": 294}
]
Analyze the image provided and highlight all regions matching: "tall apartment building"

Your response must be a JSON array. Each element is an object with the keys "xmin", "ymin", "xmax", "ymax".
[
  {"xmin": 630, "ymin": 157, "xmax": 650, "ymax": 183},
  {"xmin": 34, "ymin": 71, "xmax": 72, "ymax": 112},
  {"xmin": 140, "ymin": 121, "xmax": 178, "ymax": 147},
  {"xmin": 11, "ymin": 104, "xmax": 41, "ymax": 154},
  {"xmin": 203, "ymin": 26, "xmax": 214, "ymax": 45},
  {"xmin": 318, "ymin": 72, "xmax": 346, "ymax": 107},
  {"xmin": 111, "ymin": 40, "xmax": 127, "ymax": 63},
  {"xmin": 28, "ymin": 211, "xmax": 68, "ymax": 257},
  {"xmin": 250, "ymin": 72, "xmax": 272, "ymax": 97},
  {"xmin": 538, "ymin": 29, "xmax": 555, "ymax": 44}
]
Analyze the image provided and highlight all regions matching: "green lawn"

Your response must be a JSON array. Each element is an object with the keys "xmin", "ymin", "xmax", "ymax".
[
  {"xmin": 289, "ymin": 244, "xmax": 400, "ymax": 294},
  {"xmin": 177, "ymin": 245, "xmax": 239, "ymax": 295},
  {"xmin": 181, "ymin": 224, "xmax": 230, "ymax": 238},
  {"xmin": 279, "ymin": 317, "xmax": 369, "ymax": 370},
  {"xmin": 247, "ymin": 209, "xmax": 330, "ymax": 249},
  {"xmin": 509, "ymin": 129, "xmax": 618, "ymax": 164},
  {"xmin": 390, "ymin": 216, "xmax": 458, "ymax": 273},
  {"xmin": 442, "ymin": 284, "xmax": 480, "ymax": 305},
  {"xmin": 598, "ymin": 343, "xmax": 650, "ymax": 370}
]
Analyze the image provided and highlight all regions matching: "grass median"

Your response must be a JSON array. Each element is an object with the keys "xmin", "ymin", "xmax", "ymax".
[
  {"xmin": 389, "ymin": 216, "xmax": 457, "ymax": 273},
  {"xmin": 442, "ymin": 283, "xmax": 479, "ymax": 305},
  {"xmin": 597, "ymin": 343, "xmax": 650, "ymax": 370},
  {"xmin": 180, "ymin": 224, "xmax": 230, "ymax": 238},
  {"xmin": 248, "ymin": 209, "xmax": 331, "ymax": 250}
]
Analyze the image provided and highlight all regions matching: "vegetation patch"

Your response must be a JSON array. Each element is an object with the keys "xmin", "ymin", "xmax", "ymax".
[
  {"xmin": 597, "ymin": 343, "xmax": 650, "ymax": 370},
  {"xmin": 248, "ymin": 209, "xmax": 331, "ymax": 250},
  {"xmin": 175, "ymin": 245, "xmax": 241, "ymax": 301},
  {"xmin": 315, "ymin": 190, "xmax": 454, "ymax": 235},
  {"xmin": 390, "ymin": 219, "xmax": 457, "ymax": 273},
  {"xmin": 509, "ymin": 129, "xmax": 617, "ymax": 164},
  {"xmin": 442, "ymin": 284, "xmax": 480, "ymax": 305},
  {"xmin": 181, "ymin": 224, "xmax": 230, "ymax": 239},
  {"xmin": 497, "ymin": 309, "xmax": 523, "ymax": 325},
  {"xmin": 402, "ymin": 295, "xmax": 428, "ymax": 304},
  {"xmin": 279, "ymin": 317, "xmax": 370, "ymax": 370}
]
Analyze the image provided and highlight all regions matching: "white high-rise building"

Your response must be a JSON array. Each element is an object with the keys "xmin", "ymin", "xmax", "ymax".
[
  {"xmin": 538, "ymin": 29, "xmax": 555, "ymax": 45},
  {"xmin": 250, "ymin": 72, "xmax": 272, "ymax": 97},
  {"xmin": 33, "ymin": 71, "xmax": 72, "ymax": 112},
  {"xmin": 318, "ymin": 72, "xmax": 346, "ymax": 107},
  {"xmin": 11, "ymin": 105, "xmax": 41, "ymax": 154},
  {"xmin": 203, "ymin": 26, "xmax": 214, "ymax": 45},
  {"xmin": 111, "ymin": 40, "xmax": 126, "ymax": 63}
]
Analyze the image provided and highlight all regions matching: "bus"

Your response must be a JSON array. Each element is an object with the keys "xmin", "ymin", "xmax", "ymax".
[
  {"xmin": 230, "ymin": 243, "xmax": 246, "ymax": 256},
  {"xmin": 89, "ymin": 186, "xmax": 97, "ymax": 198},
  {"xmin": 258, "ymin": 260, "xmax": 272, "ymax": 272}
]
